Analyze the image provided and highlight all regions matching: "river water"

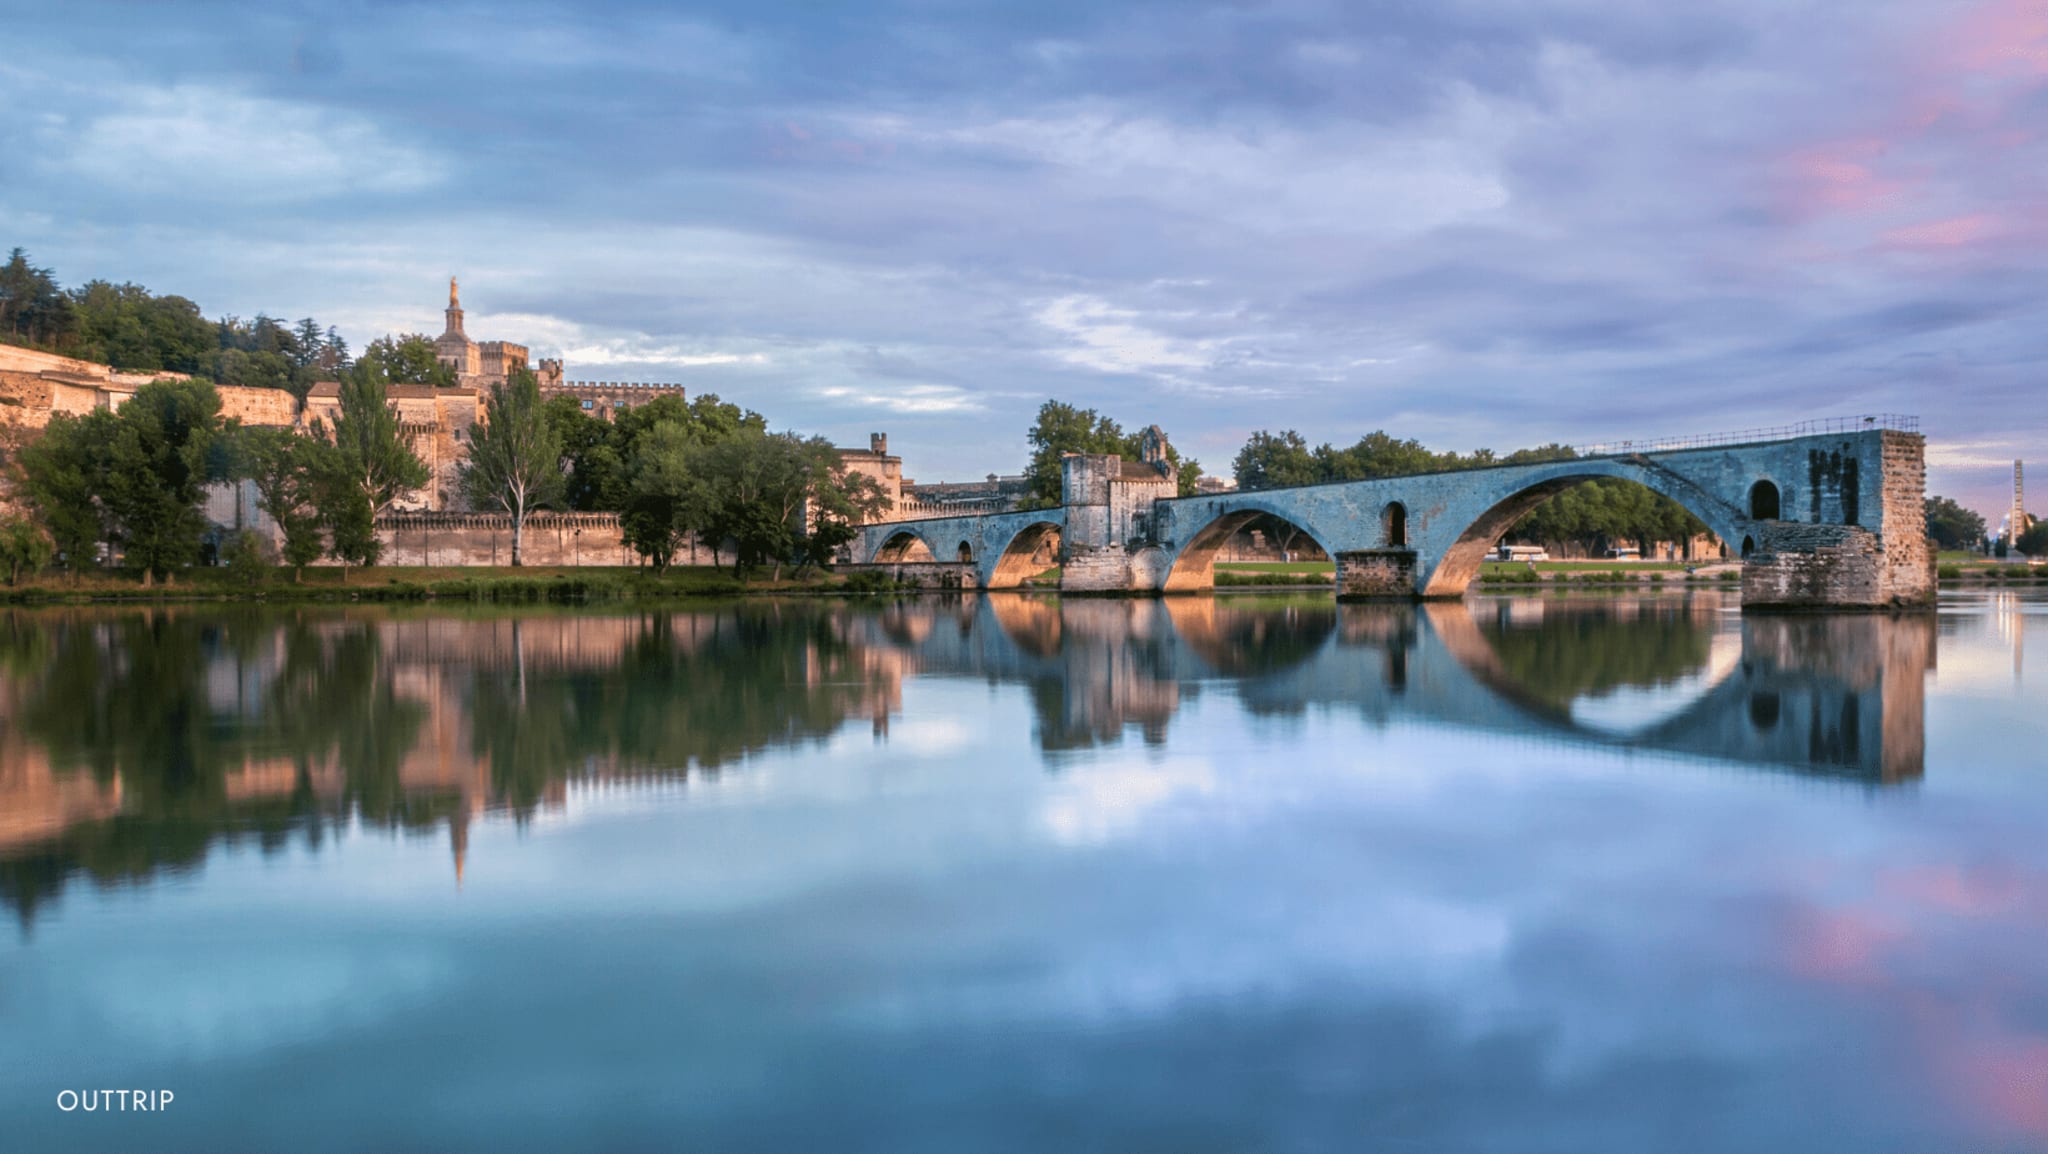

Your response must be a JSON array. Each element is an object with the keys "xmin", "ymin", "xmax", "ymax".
[{"xmin": 1, "ymin": 589, "xmax": 2043, "ymax": 1152}]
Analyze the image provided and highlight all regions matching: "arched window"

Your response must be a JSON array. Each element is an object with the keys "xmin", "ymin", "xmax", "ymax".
[
  {"xmin": 1741, "ymin": 535, "xmax": 1756, "ymax": 559},
  {"xmin": 957, "ymin": 542, "xmax": 973, "ymax": 563},
  {"xmin": 1749, "ymin": 480, "xmax": 1781, "ymax": 521},
  {"xmin": 1383, "ymin": 502, "xmax": 1409, "ymax": 548}
]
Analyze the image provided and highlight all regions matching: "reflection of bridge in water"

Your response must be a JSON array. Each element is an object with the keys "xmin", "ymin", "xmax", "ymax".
[
  {"xmin": 0, "ymin": 593, "xmax": 1933, "ymax": 925},
  {"xmin": 852, "ymin": 593, "xmax": 1933, "ymax": 784}
]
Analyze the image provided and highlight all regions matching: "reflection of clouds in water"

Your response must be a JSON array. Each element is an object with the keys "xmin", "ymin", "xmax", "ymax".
[
  {"xmin": 1038, "ymin": 755, "xmax": 1219, "ymax": 846},
  {"xmin": 9, "ymin": 942, "xmax": 452, "ymax": 1062},
  {"xmin": 1568, "ymin": 632, "xmax": 1743, "ymax": 735}
]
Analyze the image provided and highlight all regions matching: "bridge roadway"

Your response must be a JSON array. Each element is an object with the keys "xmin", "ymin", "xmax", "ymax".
[{"xmin": 851, "ymin": 421, "xmax": 1933, "ymax": 608}]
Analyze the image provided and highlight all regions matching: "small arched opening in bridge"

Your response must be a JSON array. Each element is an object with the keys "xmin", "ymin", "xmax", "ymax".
[
  {"xmin": 956, "ymin": 541, "xmax": 974, "ymax": 563},
  {"xmin": 987, "ymin": 521, "xmax": 1063, "ymax": 589},
  {"xmin": 1383, "ymin": 502, "xmax": 1409, "ymax": 548},
  {"xmin": 1749, "ymin": 480, "xmax": 1781, "ymax": 521},
  {"xmin": 1422, "ymin": 471, "xmax": 1734, "ymax": 597},
  {"xmin": 875, "ymin": 531, "xmax": 937, "ymax": 563},
  {"xmin": 1163, "ymin": 510, "xmax": 1332, "ymax": 593},
  {"xmin": 1741, "ymin": 535, "xmax": 1755, "ymax": 559}
]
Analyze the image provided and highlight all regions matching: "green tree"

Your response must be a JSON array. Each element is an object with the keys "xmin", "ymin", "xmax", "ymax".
[
  {"xmin": 1924, "ymin": 496, "xmax": 1988, "ymax": 552},
  {"xmin": 1314, "ymin": 430, "xmax": 1451, "ymax": 480},
  {"xmin": 0, "ymin": 514, "xmax": 54, "ymax": 583},
  {"xmin": 319, "ymin": 367, "xmax": 429, "ymax": 567},
  {"xmin": 232, "ymin": 425, "xmax": 328, "ymax": 580},
  {"xmin": 1023, "ymin": 400, "xmax": 1202, "ymax": 505},
  {"xmin": 667, "ymin": 428, "xmax": 883, "ymax": 578},
  {"xmin": 0, "ymin": 249, "xmax": 77, "ymax": 348},
  {"xmin": 356, "ymin": 334, "xmax": 455, "ymax": 388},
  {"xmin": 17, "ymin": 409, "xmax": 115, "ymax": 573},
  {"xmin": 798, "ymin": 440, "xmax": 890, "ymax": 571},
  {"xmin": 1233, "ymin": 430, "xmax": 1318, "ymax": 490},
  {"xmin": 624, "ymin": 420, "xmax": 712, "ymax": 569},
  {"xmin": 459, "ymin": 367, "xmax": 563, "ymax": 566},
  {"xmin": 99, "ymin": 378, "xmax": 224, "ymax": 579}
]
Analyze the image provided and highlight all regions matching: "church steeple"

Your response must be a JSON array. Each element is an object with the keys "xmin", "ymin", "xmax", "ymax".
[{"xmin": 443, "ymin": 276, "xmax": 465, "ymax": 337}]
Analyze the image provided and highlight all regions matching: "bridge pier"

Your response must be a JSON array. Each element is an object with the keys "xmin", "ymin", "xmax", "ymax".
[{"xmin": 1335, "ymin": 549, "xmax": 1417, "ymax": 600}]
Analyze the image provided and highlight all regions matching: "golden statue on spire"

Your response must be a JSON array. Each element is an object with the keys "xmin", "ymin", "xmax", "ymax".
[{"xmin": 449, "ymin": 276, "xmax": 460, "ymax": 308}]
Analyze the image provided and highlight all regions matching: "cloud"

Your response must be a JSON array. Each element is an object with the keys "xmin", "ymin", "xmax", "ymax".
[
  {"xmin": 55, "ymin": 83, "xmax": 443, "ymax": 202},
  {"xmin": 1, "ymin": 0, "xmax": 2044, "ymax": 512}
]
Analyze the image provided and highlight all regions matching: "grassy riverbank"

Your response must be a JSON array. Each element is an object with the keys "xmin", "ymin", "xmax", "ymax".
[{"xmin": 0, "ymin": 565, "xmax": 881, "ymax": 604}]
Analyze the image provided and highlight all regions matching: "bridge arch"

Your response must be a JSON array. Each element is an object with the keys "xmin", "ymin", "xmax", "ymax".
[
  {"xmin": 873, "ymin": 528, "xmax": 939, "ymax": 563},
  {"xmin": 1418, "ymin": 458, "xmax": 1748, "ymax": 597},
  {"xmin": 986, "ymin": 520, "xmax": 1063, "ymax": 588},
  {"xmin": 1161, "ymin": 504, "xmax": 1335, "ymax": 593}
]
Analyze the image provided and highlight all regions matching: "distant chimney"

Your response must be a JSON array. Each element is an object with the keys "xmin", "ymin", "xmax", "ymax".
[{"xmin": 871, "ymin": 433, "xmax": 888, "ymax": 455}]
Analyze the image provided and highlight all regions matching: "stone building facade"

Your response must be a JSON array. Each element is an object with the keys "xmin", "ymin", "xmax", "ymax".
[
  {"xmin": 533, "ymin": 360, "xmax": 688, "ymax": 420},
  {"xmin": 301, "ymin": 381, "xmax": 484, "ymax": 512}
]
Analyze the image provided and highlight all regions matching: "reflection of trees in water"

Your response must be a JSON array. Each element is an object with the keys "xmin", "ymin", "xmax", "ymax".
[
  {"xmin": 1472, "ymin": 598, "xmax": 1717, "ymax": 710},
  {"xmin": 464, "ymin": 606, "xmax": 892, "ymax": 817},
  {"xmin": 0, "ymin": 604, "xmax": 903, "ymax": 925},
  {"xmin": 0, "ymin": 609, "xmax": 431, "ymax": 929}
]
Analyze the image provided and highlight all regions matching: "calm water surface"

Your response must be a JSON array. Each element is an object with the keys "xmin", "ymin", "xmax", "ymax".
[{"xmin": 2, "ymin": 590, "xmax": 2045, "ymax": 1152}]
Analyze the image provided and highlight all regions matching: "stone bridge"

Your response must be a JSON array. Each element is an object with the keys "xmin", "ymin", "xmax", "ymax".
[{"xmin": 850, "ymin": 419, "xmax": 1934, "ymax": 609}]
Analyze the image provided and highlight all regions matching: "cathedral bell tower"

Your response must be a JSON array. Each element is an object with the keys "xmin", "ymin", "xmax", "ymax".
[{"xmin": 445, "ymin": 277, "xmax": 465, "ymax": 337}]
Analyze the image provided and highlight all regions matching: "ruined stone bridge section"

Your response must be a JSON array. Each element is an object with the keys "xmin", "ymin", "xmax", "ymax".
[
  {"xmin": 852, "ymin": 508, "xmax": 1068, "ymax": 589},
  {"xmin": 848, "ymin": 422, "xmax": 1933, "ymax": 610}
]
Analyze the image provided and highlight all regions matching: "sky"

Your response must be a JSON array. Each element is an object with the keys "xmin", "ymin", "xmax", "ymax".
[{"xmin": 0, "ymin": 0, "xmax": 2042, "ymax": 518}]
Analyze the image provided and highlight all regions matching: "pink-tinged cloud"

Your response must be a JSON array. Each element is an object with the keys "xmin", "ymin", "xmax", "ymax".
[
  {"xmin": 1949, "ymin": 0, "xmax": 2048, "ymax": 77},
  {"xmin": 1773, "ymin": 139, "xmax": 1914, "ymax": 221},
  {"xmin": 1946, "ymin": 1033, "xmax": 2048, "ymax": 1138},
  {"xmin": 1881, "ymin": 212, "xmax": 2001, "ymax": 249}
]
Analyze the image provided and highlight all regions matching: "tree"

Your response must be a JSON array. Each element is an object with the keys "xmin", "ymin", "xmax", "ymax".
[
  {"xmin": 2018, "ymin": 519, "xmax": 2048, "ymax": 559},
  {"xmin": 1314, "ymin": 430, "xmax": 1449, "ymax": 480},
  {"xmin": 356, "ymin": 334, "xmax": 455, "ymax": 388},
  {"xmin": 459, "ymin": 367, "xmax": 563, "ymax": 566},
  {"xmin": 98, "ymin": 379, "xmax": 224, "ymax": 579},
  {"xmin": 624, "ymin": 420, "xmax": 712, "ymax": 570},
  {"xmin": 798, "ymin": 440, "xmax": 889, "ymax": 571},
  {"xmin": 17, "ymin": 409, "xmax": 115, "ymax": 573},
  {"xmin": 232, "ymin": 425, "xmax": 328, "ymax": 580},
  {"xmin": 0, "ymin": 249, "xmax": 77, "ymax": 348},
  {"xmin": 319, "ymin": 366, "xmax": 429, "ymax": 567},
  {"xmin": 650, "ymin": 428, "xmax": 885, "ymax": 579},
  {"xmin": 0, "ymin": 515, "xmax": 53, "ymax": 584},
  {"xmin": 1023, "ymin": 400, "xmax": 1203, "ymax": 506},
  {"xmin": 1233, "ymin": 430, "xmax": 1318, "ymax": 490},
  {"xmin": 1924, "ymin": 496, "xmax": 1988, "ymax": 552}
]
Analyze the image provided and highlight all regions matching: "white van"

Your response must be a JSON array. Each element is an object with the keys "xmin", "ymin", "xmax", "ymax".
[{"xmin": 1495, "ymin": 544, "xmax": 1550, "ymax": 563}]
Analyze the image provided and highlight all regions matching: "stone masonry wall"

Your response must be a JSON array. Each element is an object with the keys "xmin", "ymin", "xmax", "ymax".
[
  {"xmin": 1741, "ymin": 524, "xmax": 1885, "ymax": 608},
  {"xmin": 1336, "ymin": 550, "xmax": 1418, "ymax": 599},
  {"xmin": 1062, "ymin": 545, "xmax": 1136, "ymax": 592},
  {"xmin": 840, "ymin": 561, "xmax": 980, "ymax": 590},
  {"xmin": 1877, "ymin": 431, "xmax": 1934, "ymax": 606},
  {"xmin": 374, "ymin": 513, "xmax": 640, "ymax": 567}
]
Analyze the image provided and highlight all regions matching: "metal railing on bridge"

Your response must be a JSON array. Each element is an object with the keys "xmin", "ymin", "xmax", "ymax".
[{"xmin": 1570, "ymin": 414, "xmax": 1918, "ymax": 459}]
